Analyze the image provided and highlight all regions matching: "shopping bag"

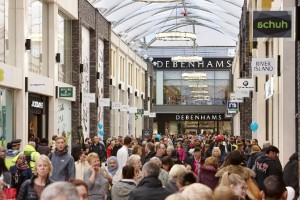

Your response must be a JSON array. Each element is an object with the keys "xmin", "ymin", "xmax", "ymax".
[{"xmin": 2, "ymin": 187, "xmax": 17, "ymax": 200}]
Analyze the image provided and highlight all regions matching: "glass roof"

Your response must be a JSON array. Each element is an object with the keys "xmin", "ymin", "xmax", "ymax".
[{"xmin": 88, "ymin": 0, "xmax": 243, "ymax": 57}]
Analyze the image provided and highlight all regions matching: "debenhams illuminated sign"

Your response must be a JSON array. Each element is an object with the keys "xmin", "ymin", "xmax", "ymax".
[
  {"xmin": 152, "ymin": 58, "xmax": 233, "ymax": 70},
  {"xmin": 175, "ymin": 114, "xmax": 224, "ymax": 121}
]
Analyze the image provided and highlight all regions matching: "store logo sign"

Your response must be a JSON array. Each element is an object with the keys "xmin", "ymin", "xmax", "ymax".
[
  {"xmin": 236, "ymin": 79, "xmax": 255, "ymax": 91},
  {"xmin": 31, "ymin": 101, "xmax": 43, "ymax": 109},
  {"xmin": 252, "ymin": 58, "xmax": 276, "ymax": 75},
  {"xmin": 253, "ymin": 11, "xmax": 292, "ymax": 38}
]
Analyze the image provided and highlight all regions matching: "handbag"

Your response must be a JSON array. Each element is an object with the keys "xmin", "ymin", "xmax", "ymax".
[
  {"xmin": 246, "ymin": 178, "xmax": 261, "ymax": 200},
  {"xmin": 2, "ymin": 187, "xmax": 17, "ymax": 200}
]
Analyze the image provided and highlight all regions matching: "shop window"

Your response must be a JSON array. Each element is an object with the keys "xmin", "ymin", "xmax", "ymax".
[
  {"xmin": 27, "ymin": 0, "xmax": 48, "ymax": 76},
  {"xmin": 57, "ymin": 12, "xmax": 72, "ymax": 84},
  {"xmin": 0, "ymin": 0, "xmax": 15, "ymax": 65},
  {"xmin": 0, "ymin": 89, "xmax": 14, "ymax": 147}
]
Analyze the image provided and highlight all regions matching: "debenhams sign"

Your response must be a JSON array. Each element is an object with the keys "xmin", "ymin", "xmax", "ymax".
[
  {"xmin": 175, "ymin": 114, "xmax": 224, "ymax": 121},
  {"xmin": 153, "ymin": 58, "xmax": 233, "ymax": 70}
]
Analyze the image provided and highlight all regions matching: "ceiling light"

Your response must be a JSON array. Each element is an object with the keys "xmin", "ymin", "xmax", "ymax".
[
  {"xmin": 133, "ymin": 0, "xmax": 181, "ymax": 2},
  {"xmin": 188, "ymin": 85, "xmax": 208, "ymax": 88},
  {"xmin": 156, "ymin": 31, "xmax": 196, "ymax": 41},
  {"xmin": 171, "ymin": 55, "xmax": 203, "ymax": 62}
]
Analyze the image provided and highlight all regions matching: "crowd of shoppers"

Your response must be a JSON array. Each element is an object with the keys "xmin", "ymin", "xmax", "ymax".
[{"xmin": 0, "ymin": 131, "xmax": 298, "ymax": 200}]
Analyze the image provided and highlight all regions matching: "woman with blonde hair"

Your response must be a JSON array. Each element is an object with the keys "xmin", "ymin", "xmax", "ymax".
[
  {"xmin": 84, "ymin": 152, "xmax": 109, "ymax": 200},
  {"xmin": 212, "ymin": 147, "xmax": 224, "ymax": 167},
  {"xmin": 199, "ymin": 156, "xmax": 219, "ymax": 190},
  {"xmin": 219, "ymin": 172, "xmax": 247, "ymax": 199},
  {"xmin": 165, "ymin": 164, "xmax": 187, "ymax": 194},
  {"xmin": 213, "ymin": 186, "xmax": 241, "ymax": 200},
  {"xmin": 126, "ymin": 154, "xmax": 143, "ymax": 184},
  {"xmin": 17, "ymin": 155, "xmax": 53, "ymax": 200},
  {"xmin": 181, "ymin": 183, "xmax": 213, "ymax": 200}
]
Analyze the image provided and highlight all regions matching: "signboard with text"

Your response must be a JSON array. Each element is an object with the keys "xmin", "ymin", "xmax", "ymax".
[
  {"xmin": 59, "ymin": 87, "xmax": 73, "ymax": 98},
  {"xmin": 236, "ymin": 79, "xmax": 255, "ymax": 91},
  {"xmin": 252, "ymin": 58, "xmax": 276, "ymax": 75},
  {"xmin": 152, "ymin": 58, "xmax": 233, "ymax": 70},
  {"xmin": 253, "ymin": 11, "xmax": 292, "ymax": 38}
]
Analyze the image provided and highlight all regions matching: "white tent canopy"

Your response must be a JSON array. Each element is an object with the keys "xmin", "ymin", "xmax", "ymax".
[{"xmin": 88, "ymin": 0, "xmax": 243, "ymax": 57}]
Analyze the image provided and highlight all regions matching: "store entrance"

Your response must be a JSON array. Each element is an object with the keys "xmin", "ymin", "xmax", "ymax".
[{"xmin": 28, "ymin": 93, "xmax": 48, "ymax": 141}]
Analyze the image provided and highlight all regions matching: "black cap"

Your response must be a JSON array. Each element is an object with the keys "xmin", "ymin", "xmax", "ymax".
[{"xmin": 11, "ymin": 139, "xmax": 22, "ymax": 146}]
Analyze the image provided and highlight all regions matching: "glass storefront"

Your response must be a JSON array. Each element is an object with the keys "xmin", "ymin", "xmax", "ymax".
[
  {"xmin": 57, "ymin": 12, "xmax": 72, "ymax": 84},
  {"xmin": 0, "ymin": 0, "xmax": 16, "ymax": 65},
  {"xmin": 27, "ymin": 0, "xmax": 48, "ymax": 76},
  {"xmin": 0, "ymin": 88, "xmax": 14, "ymax": 147},
  {"xmin": 153, "ymin": 70, "xmax": 230, "ymax": 106}
]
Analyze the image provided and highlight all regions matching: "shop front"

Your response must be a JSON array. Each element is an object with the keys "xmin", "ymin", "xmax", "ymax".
[
  {"xmin": 28, "ymin": 93, "xmax": 48, "ymax": 141},
  {"xmin": 154, "ymin": 113, "xmax": 231, "ymax": 135}
]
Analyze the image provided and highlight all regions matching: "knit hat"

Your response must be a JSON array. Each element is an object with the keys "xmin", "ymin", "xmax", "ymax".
[{"xmin": 251, "ymin": 145, "xmax": 261, "ymax": 153}]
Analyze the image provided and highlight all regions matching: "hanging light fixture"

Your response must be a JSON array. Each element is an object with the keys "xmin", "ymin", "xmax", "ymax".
[
  {"xmin": 171, "ymin": 55, "xmax": 202, "ymax": 62},
  {"xmin": 156, "ymin": 31, "xmax": 196, "ymax": 41},
  {"xmin": 133, "ymin": 0, "xmax": 181, "ymax": 2}
]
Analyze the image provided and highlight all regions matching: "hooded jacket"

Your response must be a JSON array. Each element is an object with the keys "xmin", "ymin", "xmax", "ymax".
[
  {"xmin": 200, "ymin": 165, "xmax": 218, "ymax": 190},
  {"xmin": 49, "ymin": 148, "xmax": 75, "ymax": 181},
  {"xmin": 283, "ymin": 153, "xmax": 299, "ymax": 197},
  {"xmin": 13, "ymin": 145, "xmax": 40, "ymax": 170},
  {"xmin": 111, "ymin": 180, "xmax": 136, "ymax": 200},
  {"xmin": 253, "ymin": 154, "xmax": 282, "ymax": 190},
  {"xmin": 216, "ymin": 164, "xmax": 255, "ymax": 180},
  {"xmin": 129, "ymin": 176, "xmax": 171, "ymax": 200}
]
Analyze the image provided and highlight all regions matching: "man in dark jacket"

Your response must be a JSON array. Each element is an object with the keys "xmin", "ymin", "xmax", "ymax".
[
  {"xmin": 89, "ymin": 136, "xmax": 106, "ymax": 161},
  {"xmin": 144, "ymin": 142, "xmax": 156, "ymax": 164},
  {"xmin": 253, "ymin": 145, "xmax": 282, "ymax": 190},
  {"xmin": 49, "ymin": 136, "xmax": 75, "ymax": 181},
  {"xmin": 283, "ymin": 152, "xmax": 299, "ymax": 198},
  {"xmin": 129, "ymin": 161, "xmax": 171, "ymax": 200}
]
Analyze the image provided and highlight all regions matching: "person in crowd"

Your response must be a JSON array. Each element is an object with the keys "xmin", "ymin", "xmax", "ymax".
[
  {"xmin": 14, "ymin": 141, "xmax": 40, "ymax": 171},
  {"xmin": 69, "ymin": 179, "xmax": 89, "ymax": 200},
  {"xmin": 84, "ymin": 152, "xmax": 109, "ymax": 200},
  {"xmin": 176, "ymin": 142, "xmax": 185, "ymax": 164},
  {"xmin": 283, "ymin": 152, "xmax": 299, "ymax": 199},
  {"xmin": 17, "ymin": 155, "xmax": 53, "ymax": 200},
  {"xmin": 117, "ymin": 136, "xmax": 132, "ymax": 169},
  {"xmin": 112, "ymin": 138, "xmax": 122, "ymax": 157},
  {"xmin": 90, "ymin": 136, "xmax": 106, "ymax": 162},
  {"xmin": 140, "ymin": 141, "xmax": 147, "ymax": 164},
  {"xmin": 251, "ymin": 139, "xmax": 261, "ymax": 149},
  {"xmin": 178, "ymin": 171, "xmax": 197, "ymax": 189},
  {"xmin": 129, "ymin": 161, "xmax": 171, "ymax": 200},
  {"xmin": 165, "ymin": 164, "xmax": 187, "ymax": 194},
  {"xmin": 181, "ymin": 183, "xmax": 213, "ymax": 200},
  {"xmin": 103, "ymin": 156, "xmax": 119, "ymax": 184},
  {"xmin": 244, "ymin": 139, "xmax": 251, "ymax": 157},
  {"xmin": 50, "ymin": 135, "xmax": 57, "ymax": 153},
  {"xmin": 127, "ymin": 154, "xmax": 143, "ymax": 184},
  {"xmin": 253, "ymin": 145, "xmax": 283, "ymax": 190},
  {"xmin": 10, "ymin": 154, "xmax": 32, "ymax": 193},
  {"xmin": 261, "ymin": 175, "xmax": 287, "ymax": 200},
  {"xmin": 144, "ymin": 142, "xmax": 156, "ymax": 164},
  {"xmin": 0, "ymin": 152, "xmax": 11, "ymax": 187},
  {"xmin": 219, "ymin": 172, "xmax": 247, "ymax": 199},
  {"xmin": 40, "ymin": 181, "xmax": 80, "ymax": 200},
  {"xmin": 199, "ymin": 156, "xmax": 219, "ymax": 190},
  {"xmin": 71, "ymin": 140, "xmax": 83, "ymax": 162},
  {"xmin": 185, "ymin": 147, "xmax": 203, "ymax": 177},
  {"xmin": 106, "ymin": 140, "xmax": 114, "ymax": 158},
  {"xmin": 166, "ymin": 146, "xmax": 180, "ymax": 164},
  {"xmin": 37, "ymin": 138, "xmax": 50, "ymax": 155},
  {"xmin": 161, "ymin": 156, "xmax": 174, "ymax": 172},
  {"xmin": 213, "ymin": 186, "xmax": 241, "ymax": 200},
  {"xmin": 84, "ymin": 138, "xmax": 91, "ymax": 153},
  {"xmin": 5, "ymin": 139, "xmax": 22, "ymax": 169},
  {"xmin": 216, "ymin": 150, "xmax": 255, "ymax": 181},
  {"xmin": 49, "ymin": 136, "xmax": 75, "ymax": 182},
  {"xmin": 211, "ymin": 147, "xmax": 224, "ymax": 167},
  {"xmin": 214, "ymin": 135, "xmax": 227, "ymax": 158},
  {"xmin": 155, "ymin": 143, "xmax": 166, "ymax": 160},
  {"xmin": 131, "ymin": 145, "xmax": 142, "ymax": 157},
  {"xmin": 246, "ymin": 144, "xmax": 261, "ymax": 169},
  {"xmin": 111, "ymin": 166, "xmax": 136, "ymax": 200},
  {"xmin": 150, "ymin": 157, "xmax": 169, "ymax": 187},
  {"xmin": 75, "ymin": 151, "xmax": 89, "ymax": 180}
]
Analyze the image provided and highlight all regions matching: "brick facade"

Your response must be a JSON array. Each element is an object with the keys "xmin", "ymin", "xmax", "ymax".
[
  {"xmin": 238, "ymin": 1, "xmax": 252, "ymax": 139},
  {"xmin": 71, "ymin": 0, "xmax": 111, "ymax": 141}
]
